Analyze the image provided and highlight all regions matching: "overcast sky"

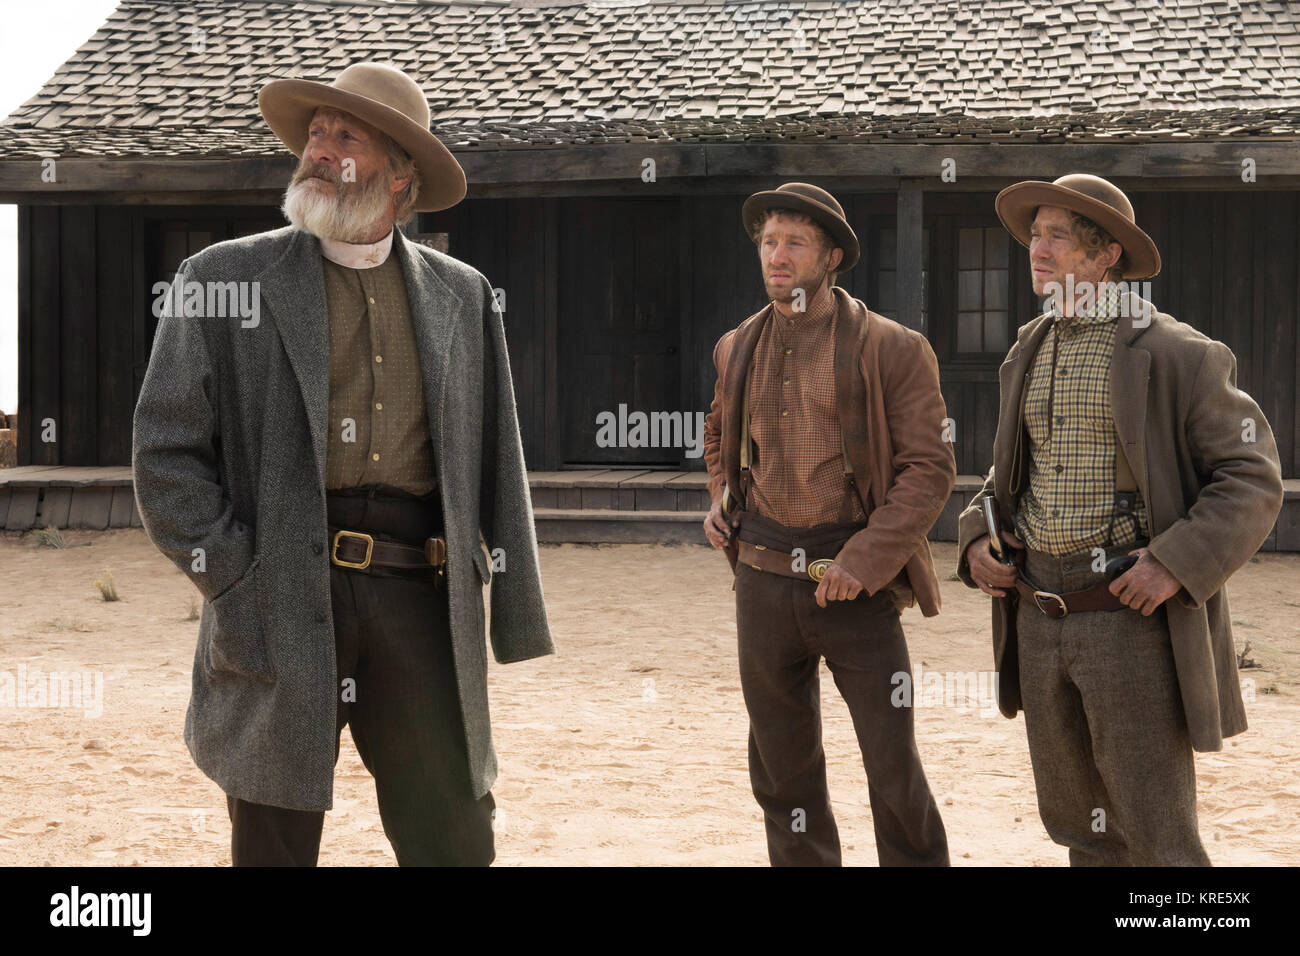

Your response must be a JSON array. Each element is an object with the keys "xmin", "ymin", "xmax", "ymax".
[{"xmin": 0, "ymin": 0, "xmax": 121, "ymax": 418}]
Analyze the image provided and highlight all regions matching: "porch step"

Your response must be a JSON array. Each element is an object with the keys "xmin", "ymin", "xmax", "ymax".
[{"xmin": 533, "ymin": 508, "xmax": 707, "ymax": 545}]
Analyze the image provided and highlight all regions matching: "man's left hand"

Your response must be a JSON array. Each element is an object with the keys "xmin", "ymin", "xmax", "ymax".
[
  {"xmin": 814, "ymin": 563, "xmax": 865, "ymax": 608},
  {"xmin": 1108, "ymin": 547, "xmax": 1182, "ymax": 616}
]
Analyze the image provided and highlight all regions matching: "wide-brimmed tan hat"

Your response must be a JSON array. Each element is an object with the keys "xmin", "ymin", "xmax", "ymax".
[
  {"xmin": 742, "ymin": 182, "xmax": 860, "ymax": 272},
  {"xmin": 259, "ymin": 62, "xmax": 465, "ymax": 212},
  {"xmin": 995, "ymin": 173, "xmax": 1160, "ymax": 279}
]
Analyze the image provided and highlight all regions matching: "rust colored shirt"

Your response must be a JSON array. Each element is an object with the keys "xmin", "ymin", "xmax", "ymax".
[
  {"xmin": 747, "ymin": 285, "xmax": 867, "ymax": 527},
  {"xmin": 322, "ymin": 251, "xmax": 438, "ymax": 495}
]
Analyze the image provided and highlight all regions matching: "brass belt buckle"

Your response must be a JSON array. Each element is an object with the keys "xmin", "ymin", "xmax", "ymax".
[
  {"xmin": 332, "ymin": 529, "xmax": 374, "ymax": 569},
  {"xmin": 1033, "ymin": 590, "xmax": 1068, "ymax": 618},
  {"xmin": 808, "ymin": 559, "xmax": 833, "ymax": 582}
]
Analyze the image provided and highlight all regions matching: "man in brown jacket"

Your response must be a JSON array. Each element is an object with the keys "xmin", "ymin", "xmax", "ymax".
[
  {"xmin": 703, "ymin": 183, "xmax": 955, "ymax": 866},
  {"xmin": 957, "ymin": 174, "xmax": 1283, "ymax": 865}
]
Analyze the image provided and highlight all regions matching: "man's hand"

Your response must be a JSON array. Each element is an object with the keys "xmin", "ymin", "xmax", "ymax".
[
  {"xmin": 966, "ymin": 530, "xmax": 1025, "ymax": 597},
  {"xmin": 1108, "ymin": 547, "xmax": 1181, "ymax": 616},
  {"xmin": 814, "ymin": 563, "xmax": 865, "ymax": 607},
  {"xmin": 703, "ymin": 498, "xmax": 738, "ymax": 549}
]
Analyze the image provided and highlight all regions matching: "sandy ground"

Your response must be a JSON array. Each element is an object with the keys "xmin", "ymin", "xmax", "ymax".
[{"xmin": 1, "ymin": 527, "xmax": 1297, "ymax": 866}]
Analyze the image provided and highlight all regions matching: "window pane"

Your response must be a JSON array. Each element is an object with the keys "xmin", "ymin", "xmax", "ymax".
[
  {"xmin": 984, "ymin": 228, "xmax": 1008, "ymax": 268},
  {"xmin": 984, "ymin": 269, "xmax": 1008, "ymax": 310},
  {"xmin": 957, "ymin": 312, "xmax": 982, "ymax": 352},
  {"xmin": 162, "ymin": 229, "xmax": 187, "ymax": 277},
  {"xmin": 958, "ymin": 227, "xmax": 983, "ymax": 269},
  {"xmin": 984, "ymin": 311, "xmax": 1008, "ymax": 351},
  {"xmin": 958, "ymin": 269, "xmax": 982, "ymax": 309}
]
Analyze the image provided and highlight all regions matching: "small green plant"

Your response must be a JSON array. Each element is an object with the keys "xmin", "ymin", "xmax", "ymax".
[
  {"xmin": 93, "ymin": 568, "xmax": 119, "ymax": 602},
  {"xmin": 36, "ymin": 525, "xmax": 66, "ymax": 549}
]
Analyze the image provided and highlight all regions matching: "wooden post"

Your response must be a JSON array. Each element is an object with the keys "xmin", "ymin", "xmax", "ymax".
[{"xmin": 896, "ymin": 179, "xmax": 924, "ymax": 334}]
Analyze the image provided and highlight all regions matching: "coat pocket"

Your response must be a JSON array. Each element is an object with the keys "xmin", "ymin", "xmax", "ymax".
[{"xmin": 205, "ymin": 555, "xmax": 276, "ymax": 683}]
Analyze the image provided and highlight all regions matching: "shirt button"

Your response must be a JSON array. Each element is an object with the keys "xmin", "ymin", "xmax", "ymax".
[
  {"xmin": 781, "ymin": 409, "xmax": 789, "ymax": 416},
  {"xmin": 1055, "ymin": 416, "xmax": 1064, "ymax": 425},
  {"xmin": 312, "ymin": 542, "xmax": 323, "ymax": 555},
  {"xmin": 1054, "ymin": 464, "xmax": 1063, "ymax": 474},
  {"xmin": 375, "ymin": 355, "xmax": 383, "ymax": 363},
  {"xmin": 1051, "ymin": 509, "xmax": 1060, "ymax": 517},
  {"xmin": 375, "ymin": 402, "xmax": 383, "ymax": 411},
  {"xmin": 782, "ymin": 377, "xmax": 790, "ymax": 385},
  {"xmin": 372, "ymin": 453, "xmax": 380, "ymax": 461},
  {"xmin": 784, "ymin": 347, "xmax": 793, "ymax": 355},
  {"xmin": 368, "ymin": 297, "xmax": 375, "ymax": 305}
]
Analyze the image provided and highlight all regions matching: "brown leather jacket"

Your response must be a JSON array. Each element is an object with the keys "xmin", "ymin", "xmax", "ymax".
[{"xmin": 704, "ymin": 286, "xmax": 955, "ymax": 616}]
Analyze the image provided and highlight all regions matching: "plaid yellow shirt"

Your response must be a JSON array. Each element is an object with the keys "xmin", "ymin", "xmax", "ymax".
[{"xmin": 1014, "ymin": 284, "xmax": 1149, "ymax": 555}]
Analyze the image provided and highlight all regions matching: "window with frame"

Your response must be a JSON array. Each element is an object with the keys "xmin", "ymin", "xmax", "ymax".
[{"xmin": 955, "ymin": 225, "xmax": 1010, "ymax": 354}]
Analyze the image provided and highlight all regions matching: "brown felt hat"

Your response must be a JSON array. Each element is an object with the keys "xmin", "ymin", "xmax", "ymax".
[
  {"xmin": 259, "ymin": 62, "xmax": 466, "ymax": 212},
  {"xmin": 742, "ymin": 182, "xmax": 860, "ymax": 272},
  {"xmin": 995, "ymin": 173, "xmax": 1161, "ymax": 279}
]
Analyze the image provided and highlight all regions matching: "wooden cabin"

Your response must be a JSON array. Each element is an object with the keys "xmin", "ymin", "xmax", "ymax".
[{"xmin": 2, "ymin": 0, "xmax": 1298, "ymax": 546}]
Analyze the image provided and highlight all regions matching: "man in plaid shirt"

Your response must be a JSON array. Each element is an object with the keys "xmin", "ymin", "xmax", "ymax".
[{"xmin": 958, "ymin": 174, "xmax": 1283, "ymax": 865}]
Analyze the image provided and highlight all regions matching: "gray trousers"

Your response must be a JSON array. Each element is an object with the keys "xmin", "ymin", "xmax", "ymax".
[
  {"xmin": 1016, "ymin": 544, "xmax": 1210, "ymax": 866},
  {"xmin": 734, "ymin": 563, "xmax": 949, "ymax": 866}
]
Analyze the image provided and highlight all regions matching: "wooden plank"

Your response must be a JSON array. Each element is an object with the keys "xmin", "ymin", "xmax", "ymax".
[
  {"xmin": 664, "ymin": 472, "xmax": 709, "ymax": 488},
  {"xmin": 109, "ymin": 485, "xmax": 134, "ymax": 527},
  {"xmin": 16, "ymin": 205, "xmax": 31, "ymax": 465},
  {"xmin": 97, "ymin": 206, "xmax": 136, "ymax": 466},
  {"xmin": 39, "ymin": 487, "xmax": 73, "ymax": 527},
  {"xmin": 527, "ymin": 470, "xmax": 612, "ymax": 488},
  {"xmin": 896, "ymin": 180, "xmax": 924, "ymax": 333},
  {"xmin": 573, "ymin": 469, "xmax": 653, "ymax": 487},
  {"xmin": 67, "ymin": 487, "xmax": 113, "ymax": 530},
  {"xmin": 0, "ymin": 465, "xmax": 132, "ymax": 486},
  {"xmin": 61, "ymin": 206, "xmax": 98, "ymax": 465},
  {"xmin": 5, "ymin": 488, "xmax": 38, "ymax": 529},
  {"xmin": 29, "ymin": 205, "xmax": 60, "ymax": 466},
  {"xmin": 618, "ymin": 471, "xmax": 688, "ymax": 487}
]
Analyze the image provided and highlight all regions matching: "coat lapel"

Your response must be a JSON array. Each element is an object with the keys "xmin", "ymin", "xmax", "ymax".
[
  {"xmin": 258, "ymin": 228, "xmax": 330, "ymax": 488},
  {"xmin": 1109, "ymin": 295, "xmax": 1155, "ymax": 505},
  {"xmin": 723, "ymin": 303, "xmax": 774, "ymax": 507},
  {"xmin": 994, "ymin": 313, "xmax": 1052, "ymax": 512},
  {"xmin": 391, "ymin": 227, "xmax": 462, "ymax": 461},
  {"xmin": 833, "ymin": 289, "xmax": 874, "ymax": 509}
]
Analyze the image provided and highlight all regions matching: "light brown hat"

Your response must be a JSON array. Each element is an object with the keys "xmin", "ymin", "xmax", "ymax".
[
  {"xmin": 742, "ymin": 182, "xmax": 860, "ymax": 272},
  {"xmin": 995, "ymin": 173, "xmax": 1160, "ymax": 279},
  {"xmin": 258, "ymin": 62, "xmax": 466, "ymax": 212}
]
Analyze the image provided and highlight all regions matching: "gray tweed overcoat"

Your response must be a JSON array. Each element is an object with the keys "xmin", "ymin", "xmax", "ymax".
[{"xmin": 132, "ymin": 224, "xmax": 554, "ymax": 811}]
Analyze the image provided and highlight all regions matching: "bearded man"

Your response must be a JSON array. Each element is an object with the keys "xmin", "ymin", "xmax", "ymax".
[{"xmin": 132, "ymin": 62, "xmax": 553, "ymax": 866}]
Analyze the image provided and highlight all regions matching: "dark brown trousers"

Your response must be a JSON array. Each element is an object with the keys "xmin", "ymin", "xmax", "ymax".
[
  {"xmin": 734, "ymin": 561, "xmax": 949, "ymax": 866},
  {"xmin": 226, "ymin": 486, "xmax": 496, "ymax": 866}
]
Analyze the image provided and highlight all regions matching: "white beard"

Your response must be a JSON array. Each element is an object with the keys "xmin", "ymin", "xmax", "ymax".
[{"xmin": 281, "ymin": 166, "xmax": 393, "ymax": 242}]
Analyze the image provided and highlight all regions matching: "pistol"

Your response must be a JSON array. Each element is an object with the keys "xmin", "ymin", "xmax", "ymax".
[{"xmin": 982, "ymin": 499, "xmax": 1017, "ymax": 566}]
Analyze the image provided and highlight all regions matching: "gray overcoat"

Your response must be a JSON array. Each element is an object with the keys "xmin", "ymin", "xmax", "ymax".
[{"xmin": 132, "ymin": 224, "xmax": 554, "ymax": 811}]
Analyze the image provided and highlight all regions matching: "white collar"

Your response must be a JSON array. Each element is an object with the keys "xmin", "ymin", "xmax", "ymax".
[{"xmin": 318, "ymin": 228, "xmax": 394, "ymax": 269}]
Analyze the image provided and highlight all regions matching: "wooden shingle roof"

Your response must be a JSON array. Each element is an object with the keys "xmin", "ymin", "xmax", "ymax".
[{"xmin": 3, "ymin": 0, "xmax": 1300, "ymax": 160}]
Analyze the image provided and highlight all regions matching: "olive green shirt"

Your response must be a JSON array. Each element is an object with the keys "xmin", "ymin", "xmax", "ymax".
[{"xmin": 322, "ymin": 251, "xmax": 437, "ymax": 495}]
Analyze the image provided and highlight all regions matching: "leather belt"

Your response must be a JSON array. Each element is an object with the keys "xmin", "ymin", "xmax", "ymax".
[
  {"xmin": 738, "ymin": 539, "xmax": 836, "ymax": 582},
  {"xmin": 327, "ymin": 525, "xmax": 447, "ymax": 573},
  {"xmin": 1012, "ymin": 561, "xmax": 1127, "ymax": 619}
]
